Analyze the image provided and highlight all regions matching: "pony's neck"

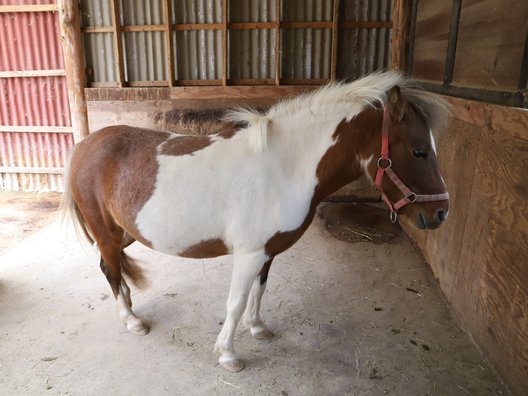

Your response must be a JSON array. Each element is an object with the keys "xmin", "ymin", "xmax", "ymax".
[
  {"xmin": 314, "ymin": 106, "xmax": 382, "ymax": 201},
  {"xmin": 271, "ymin": 105, "xmax": 382, "ymax": 202}
]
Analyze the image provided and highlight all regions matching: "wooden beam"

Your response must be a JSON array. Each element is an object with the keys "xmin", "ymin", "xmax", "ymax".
[
  {"xmin": 0, "ymin": 69, "xmax": 66, "ymax": 78},
  {"xmin": 330, "ymin": 0, "xmax": 340, "ymax": 81},
  {"xmin": 121, "ymin": 25, "xmax": 166, "ymax": 32},
  {"xmin": 0, "ymin": 125, "xmax": 73, "ymax": 133},
  {"xmin": 82, "ymin": 26, "xmax": 114, "ymax": 33},
  {"xmin": 390, "ymin": 0, "xmax": 412, "ymax": 72},
  {"xmin": 0, "ymin": 4, "xmax": 58, "ymax": 13},
  {"xmin": 0, "ymin": 166, "xmax": 64, "ymax": 174},
  {"xmin": 170, "ymin": 85, "xmax": 317, "ymax": 100},
  {"xmin": 444, "ymin": 0, "xmax": 462, "ymax": 85},
  {"xmin": 173, "ymin": 23, "xmax": 223, "ymax": 31},
  {"xmin": 275, "ymin": 0, "xmax": 281, "ymax": 86},
  {"xmin": 127, "ymin": 80, "xmax": 170, "ymax": 87},
  {"xmin": 110, "ymin": 0, "xmax": 126, "ymax": 87},
  {"xmin": 222, "ymin": 0, "xmax": 228, "ymax": 86},
  {"xmin": 57, "ymin": 0, "xmax": 89, "ymax": 143},
  {"xmin": 163, "ymin": 0, "xmax": 175, "ymax": 87}
]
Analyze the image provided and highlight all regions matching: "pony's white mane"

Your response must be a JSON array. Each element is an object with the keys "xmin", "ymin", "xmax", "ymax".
[{"xmin": 224, "ymin": 71, "xmax": 448, "ymax": 153}]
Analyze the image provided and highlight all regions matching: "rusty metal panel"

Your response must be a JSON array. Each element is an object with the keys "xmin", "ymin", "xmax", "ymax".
[{"xmin": 0, "ymin": 7, "xmax": 73, "ymax": 192}]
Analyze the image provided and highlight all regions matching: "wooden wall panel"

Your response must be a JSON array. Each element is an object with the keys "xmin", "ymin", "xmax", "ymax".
[
  {"xmin": 401, "ymin": 97, "xmax": 528, "ymax": 396},
  {"xmin": 452, "ymin": 0, "xmax": 528, "ymax": 90},
  {"xmin": 411, "ymin": 0, "xmax": 451, "ymax": 81}
]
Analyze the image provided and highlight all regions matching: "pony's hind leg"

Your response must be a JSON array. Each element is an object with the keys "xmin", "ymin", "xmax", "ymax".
[
  {"xmin": 214, "ymin": 250, "xmax": 269, "ymax": 372},
  {"xmin": 243, "ymin": 257, "xmax": 274, "ymax": 339}
]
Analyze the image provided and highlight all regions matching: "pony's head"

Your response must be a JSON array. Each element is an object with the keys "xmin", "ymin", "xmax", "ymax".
[{"xmin": 364, "ymin": 85, "xmax": 450, "ymax": 230}]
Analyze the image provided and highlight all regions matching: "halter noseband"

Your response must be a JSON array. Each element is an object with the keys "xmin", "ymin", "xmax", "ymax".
[{"xmin": 374, "ymin": 106, "xmax": 449, "ymax": 223}]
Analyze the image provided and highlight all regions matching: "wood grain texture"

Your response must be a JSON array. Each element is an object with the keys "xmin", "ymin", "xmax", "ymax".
[
  {"xmin": 401, "ymin": 96, "xmax": 528, "ymax": 396},
  {"xmin": 411, "ymin": 0, "xmax": 451, "ymax": 82},
  {"xmin": 452, "ymin": 0, "xmax": 528, "ymax": 90}
]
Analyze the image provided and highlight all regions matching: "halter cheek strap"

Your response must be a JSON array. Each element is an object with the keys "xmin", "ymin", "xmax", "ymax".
[{"xmin": 374, "ymin": 106, "xmax": 450, "ymax": 223}]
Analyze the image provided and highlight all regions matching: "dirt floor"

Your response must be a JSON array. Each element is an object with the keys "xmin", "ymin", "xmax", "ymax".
[{"xmin": 0, "ymin": 193, "xmax": 509, "ymax": 395}]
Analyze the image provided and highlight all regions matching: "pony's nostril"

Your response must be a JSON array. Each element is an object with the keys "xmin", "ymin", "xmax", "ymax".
[{"xmin": 435, "ymin": 208, "xmax": 446, "ymax": 224}]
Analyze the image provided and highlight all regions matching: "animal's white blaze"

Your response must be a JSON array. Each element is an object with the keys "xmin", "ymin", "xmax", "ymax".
[{"xmin": 429, "ymin": 129, "xmax": 437, "ymax": 154}]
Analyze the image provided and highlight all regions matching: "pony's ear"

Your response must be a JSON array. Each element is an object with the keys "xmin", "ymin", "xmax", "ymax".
[{"xmin": 387, "ymin": 86, "xmax": 407, "ymax": 123}]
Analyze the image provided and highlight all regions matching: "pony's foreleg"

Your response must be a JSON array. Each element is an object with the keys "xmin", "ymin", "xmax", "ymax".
[
  {"xmin": 243, "ymin": 257, "xmax": 274, "ymax": 339},
  {"xmin": 214, "ymin": 250, "xmax": 269, "ymax": 372}
]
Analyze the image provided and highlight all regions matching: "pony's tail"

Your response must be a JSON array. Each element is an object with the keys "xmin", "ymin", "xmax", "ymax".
[{"xmin": 60, "ymin": 145, "xmax": 95, "ymax": 247}]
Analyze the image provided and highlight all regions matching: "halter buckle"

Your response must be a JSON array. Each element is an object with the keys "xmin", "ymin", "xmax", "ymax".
[
  {"xmin": 389, "ymin": 210, "xmax": 398, "ymax": 223},
  {"xmin": 377, "ymin": 157, "xmax": 392, "ymax": 169},
  {"xmin": 407, "ymin": 192, "xmax": 417, "ymax": 203}
]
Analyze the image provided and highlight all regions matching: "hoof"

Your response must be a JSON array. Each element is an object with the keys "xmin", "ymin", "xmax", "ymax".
[
  {"xmin": 252, "ymin": 327, "xmax": 274, "ymax": 340},
  {"xmin": 127, "ymin": 320, "xmax": 149, "ymax": 336},
  {"xmin": 220, "ymin": 358, "xmax": 245, "ymax": 373}
]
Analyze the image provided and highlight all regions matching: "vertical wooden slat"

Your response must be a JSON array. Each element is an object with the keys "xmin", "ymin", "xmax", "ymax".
[
  {"xmin": 443, "ymin": 0, "xmax": 462, "ymax": 85},
  {"xmin": 275, "ymin": 0, "xmax": 281, "ymax": 85},
  {"xmin": 222, "ymin": 0, "xmax": 228, "ymax": 86},
  {"xmin": 110, "ymin": 0, "xmax": 125, "ymax": 87},
  {"xmin": 390, "ymin": 0, "xmax": 412, "ymax": 72},
  {"xmin": 330, "ymin": 0, "xmax": 339, "ymax": 81},
  {"xmin": 163, "ymin": 0, "xmax": 174, "ymax": 87},
  {"xmin": 57, "ymin": 0, "xmax": 89, "ymax": 142}
]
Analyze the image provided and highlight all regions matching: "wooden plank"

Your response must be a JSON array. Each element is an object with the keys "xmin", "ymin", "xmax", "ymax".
[
  {"xmin": 0, "ymin": 167, "xmax": 64, "ymax": 174},
  {"xmin": 57, "ymin": 0, "xmax": 89, "ymax": 142},
  {"xmin": 443, "ymin": 0, "xmax": 462, "ymax": 84},
  {"xmin": 170, "ymin": 85, "xmax": 316, "ymax": 100},
  {"xmin": 82, "ymin": 26, "xmax": 114, "ymax": 33},
  {"xmin": 127, "ymin": 80, "xmax": 170, "ymax": 87},
  {"xmin": 0, "ymin": 125, "xmax": 73, "ymax": 133},
  {"xmin": 110, "ymin": 0, "xmax": 126, "ymax": 87},
  {"xmin": 222, "ymin": 0, "xmax": 228, "ymax": 86},
  {"xmin": 338, "ymin": 21, "xmax": 392, "ymax": 29},
  {"xmin": 401, "ymin": 96, "xmax": 528, "ymax": 396},
  {"xmin": 162, "ymin": 0, "xmax": 174, "ymax": 87},
  {"xmin": 228, "ymin": 79, "xmax": 276, "ymax": 86},
  {"xmin": 85, "ymin": 87, "xmax": 171, "ymax": 101},
  {"xmin": 229, "ymin": 22, "xmax": 276, "ymax": 30},
  {"xmin": 121, "ymin": 25, "xmax": 166, "ymax": 32},
  {"xmin": 282, "ymin": 21, "xmax": 332, "ymax": 29},
  {"xmin": 89, "ymin": 81, "xmax": 120, "ymax": 88},
  {"xmin": 390, "ymin": 0, "xmax": 412, "ymax": 72},
  {"xmin": 452, "ymin": 0, "xmax": 528, "ymax": 91},
  {"xmin": 173, "ymin": 23, "xmax": 223, "ymax": 31},
  {"xmin": 0, "ymin": 69, "xmax": 66, "ymax": 78},
  {"xmin": 330, "ymin": 0, "xmax": 339, "ymax": 81},
  {"xmin": 0, "ymin": 4, "xmax": 58, "ymax": 13},
  {"xmin": 174, "ymin": 79, "xmax": 223, "ymax": 86},
  {"xmin": 275, "ymin": 0, "xmax": 281, "ymax": 85}
]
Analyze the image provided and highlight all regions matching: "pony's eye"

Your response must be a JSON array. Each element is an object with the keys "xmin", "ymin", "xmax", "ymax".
[{"xmin": 413, "ymin": 148, "xmax": 428, "ymax": 159}]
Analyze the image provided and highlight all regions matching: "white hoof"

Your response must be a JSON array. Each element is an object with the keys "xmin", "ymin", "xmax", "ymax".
[
  {"xmin": 219, "ymin": 357, "xmax": 245, "ymax": 373},
  {"xmin": 252, "ymin": 327, "xmax": 274, "ymax": 340},
  {"xmin": 127, "ymin": 318, "xmax": 149, "ymax": 336}
]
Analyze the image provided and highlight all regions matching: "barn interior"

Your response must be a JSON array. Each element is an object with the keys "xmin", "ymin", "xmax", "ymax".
[{"xmin": 0, "ymin": 1, "xmax": 527, "ymax": 395}]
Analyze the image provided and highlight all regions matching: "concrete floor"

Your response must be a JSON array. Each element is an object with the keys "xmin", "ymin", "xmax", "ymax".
[{"xmin": 0, "ymin": 194, "xmax": 508, "ymax": 395}]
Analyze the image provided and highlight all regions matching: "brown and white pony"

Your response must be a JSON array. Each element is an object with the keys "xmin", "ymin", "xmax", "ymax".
[{"xmin": 62, "ymin": 72, "xmax": 450, "ymax": 372}]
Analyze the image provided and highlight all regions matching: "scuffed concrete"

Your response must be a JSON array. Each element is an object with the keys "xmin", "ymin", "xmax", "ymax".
[{"xmin": 0, "ymin": 198, "xmax": 508, "ymax": 395}]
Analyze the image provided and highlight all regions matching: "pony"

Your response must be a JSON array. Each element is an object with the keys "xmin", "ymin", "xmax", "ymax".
[{"xmin": 62, "ymin": 72, "xmax": 450, "ymax": 372}]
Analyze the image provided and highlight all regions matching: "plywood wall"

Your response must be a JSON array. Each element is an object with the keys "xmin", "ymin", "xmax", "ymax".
[{"xmin": 401, "ymin": 97, "xmax": 528, "ymax": 396}]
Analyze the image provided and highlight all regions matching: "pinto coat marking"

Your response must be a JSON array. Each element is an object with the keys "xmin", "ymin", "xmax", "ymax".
[{"xmin": 62, "ymin": 72, "xmax": 450, "ymax": 372}]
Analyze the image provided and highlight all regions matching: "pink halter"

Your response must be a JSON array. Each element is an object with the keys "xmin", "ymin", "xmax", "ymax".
[{"xmin": 374, "ymin": 106, "xmax": 450, "ymax": 223}]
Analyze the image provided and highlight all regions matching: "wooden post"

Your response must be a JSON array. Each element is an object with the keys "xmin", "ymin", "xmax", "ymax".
[
  {"xmin": 390, "ymin": 0, "xmax": 412, "ymax": 73},
  {"xmin": 57, "ymin": 0, "xmax": 89, "ymax": 142}
]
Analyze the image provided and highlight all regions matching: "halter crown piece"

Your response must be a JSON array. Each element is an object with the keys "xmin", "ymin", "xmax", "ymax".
[{"xmin": 374, "ymin": 105, "xmax": 450, "ymax": 223}]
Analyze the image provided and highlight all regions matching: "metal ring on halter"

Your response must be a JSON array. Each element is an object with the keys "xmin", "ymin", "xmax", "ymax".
[
  {"xmin": 377, "ymin": 157, "xmax": 392, "ymax": 169},
  {"xmin": 389, "ymin": 210, "xmax": 398, "ymax": 223},
  {"xmin": 407, "ymin": 192, "xmax": 417, "ymax": 203}
]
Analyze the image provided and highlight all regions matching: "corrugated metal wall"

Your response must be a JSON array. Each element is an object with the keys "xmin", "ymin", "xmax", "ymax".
[
  {"xmin": 81, "ymin": 0, "xmax": 394, "ymax": 85},
  {"xmin": 338, "ymin": 0, "xmax": 393, "ymax": 80},
  {"xmin": 0, "ymin": 1, "xmax": 73, "ymax": 192}
]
